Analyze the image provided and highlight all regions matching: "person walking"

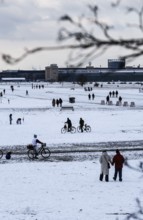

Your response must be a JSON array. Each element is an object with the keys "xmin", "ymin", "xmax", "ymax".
[
  {"xmin": 92, "ymin": 93, "xmax": 95, "ymax": 100},
  {"xmin": 88, "ymin": 94, "xmax": 91, "ymax": 100},
  {"xmin": 99, "ymin": 150, "xmax": 112, "ymax": 182},
  {"xmin": 59, "ymin": 98, "xmax": 63, "ymax": 107},
  {"xmin": 56, "ymin": 99, "xmax": 59, "ymax": 107},
  {"xmin": 106, "ymin": 95, "xmax": 110, "ymax": 104},
  {"xmin": 118, "ymin": 96, "xmax": 122, "ymax": 103},
  {"xmin": 115, "ymin": 90, "xmax": 118, "ymax": 97},
  {"xmin": 9, "ymin": 114, "xmax": 12, "ymax": 125},
  {"xmin": 112, "ymin": 149, "xmax": 125, "ymax": 182},
  {"xmin": 52, "ymin": 98, "xmax": 56, "ymax": 107}
]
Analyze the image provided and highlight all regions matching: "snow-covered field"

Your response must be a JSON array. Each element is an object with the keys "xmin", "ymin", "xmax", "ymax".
[
  {"xmin": 0, "ymin": 82, "xmax": 143, "ymax": 146},
  {"xmin": 0, "ymin": 81, "xmax": 143, "ymax": 220}
]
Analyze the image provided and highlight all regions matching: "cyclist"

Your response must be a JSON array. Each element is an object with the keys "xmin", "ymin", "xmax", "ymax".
[
  {"xmin": 79, "ymin": 117, "xmax": 84, "ymax": 132},
  {"xmin": 65, "ymin": 118, "xmax": 72, "ymax": 132},
  {"xmin": 32, "ymin": 134, "xmax": 43, "ymax": 159}
]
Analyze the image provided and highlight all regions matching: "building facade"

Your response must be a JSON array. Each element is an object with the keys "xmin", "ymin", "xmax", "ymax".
[
  {"xmin": 1, "ymin": 59, "xmax": 143, "ymax": 82},
  {"xmin": 45, "ymin": 59, "xmax": 143, "ymax": 82},
  {"xmin": 0, "ymin": 70, "xmax": 45, "ymax": 81}
]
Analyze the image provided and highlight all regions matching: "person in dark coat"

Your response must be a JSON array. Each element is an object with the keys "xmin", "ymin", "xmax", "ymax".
[
  {"xmin": 52, "ymin": 98, "xmax": 55, "ymax": 107},
  {"xmin": 88, "ymin": 94, "xmax": 91, "ymax": 100},
  {"xmin": 56, "ymin": 99, "xmax": 59, "ymax": 107},
  {"xmin": 9, "ymin": 114, "xmax": 12, "ymax": 125},
  {"xmin": 119, "ymin": 96, "xmax": 122, "ymax": 103},
  {"xmin": 115, "ymin": 90, "xmax": 118, "ymax": 97},
  {"xmin": 109, "ymin": 91, "xmax": 112, "ymax": 97},
  {"xmin": 65, "ymin": 118, "xmax": 72, "ymax": 132},
  {"xmin": 6, "ymin": 152, "xmax": 12, "ymax": 160},
  {"xmin": 59, "ymin": 98, "xmax": 63, "ymax": 107},
  {"xmin": 106, "ymin": 95, "xmax": 110, "ymax": 104},
  {"xmin": 79, "ymin": 118, "xmax": 84, "ymax": 132},
  {"xmin": 92, "ymin": 93, "xmax": 95, "ymax": 100},
  {"xmin": 112, "ymin": 149, "xmax": 125, "ymax": 181}
]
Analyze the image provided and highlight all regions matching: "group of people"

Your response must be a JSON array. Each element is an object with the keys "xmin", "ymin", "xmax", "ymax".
[
  {"xmin": 99, "ymin": 149, "xmax": 125, "ymax": 182},
  {"xmin": 106, "ymin": 93, "xmax": 123, "ymax": 104},
  {"xmin": 9, "ymin": 114, "xmax": 24, "ymax": 125},
  {"xmin": 52, "ymin": 98, "xmax": 63, "ymax": 107},
  {"xmin": 30, "ymin": 134, "xmax": 125, "ymax": 182},
  {"xmin": 65, "ymin": 117, "xmax": 85, "ymax": 132},
  {"xmin": 84, "ymin": 87, "xmax": 93, "ymax": 91},
  {"xmin": 109, "ymin": 90, "xmax": 119, "ymax": 97},
  {"xmin": 31, "ymin": 84, "xmax": 45, "ymax": 89},
  {"xmin": 88, "ymin": 93, "xmax": 95, "ymax": 100}
]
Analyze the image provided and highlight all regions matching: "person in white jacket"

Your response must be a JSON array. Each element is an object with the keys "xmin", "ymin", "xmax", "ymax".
[
  {"xmin": 99, "ymin": 150, "xmax": 111, "ymax": 182},
  {"xmin": 32, "ymin": 134, "xmax": 43, "ymax": 158}
]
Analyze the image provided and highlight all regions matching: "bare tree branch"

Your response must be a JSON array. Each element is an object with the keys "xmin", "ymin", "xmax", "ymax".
[
  {"xmin": 126, "ymin": 6, "xmax": 143, "ymax": 31},
  {"xmin": 125, "ymin": 199, "xmax": 143, "ymax": 220}
]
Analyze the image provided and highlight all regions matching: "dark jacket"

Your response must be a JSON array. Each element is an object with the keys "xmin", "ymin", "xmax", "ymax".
[
  {"xmin": 79, "ymin": 118, "xmax": 84, "ymax": 126},
  {"xmin": 112, "ymin": 152, "xmax": 124, "ymax": 169},
  {"xmin": 6, "ymin": 152, "xmax": 11, "ymax": 160},
  {"xmin": 66, "ymin": 119, "xmax": 72, "ymax": 127}
]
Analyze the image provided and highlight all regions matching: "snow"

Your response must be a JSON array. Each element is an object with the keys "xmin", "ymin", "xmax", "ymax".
[
  {"xmin": 0, "ymin": 82, "xmax": 143, "ymax": 146},
  {"xmin": 0, "ymin": 81, "xmax": 143, "ymax": 220}
]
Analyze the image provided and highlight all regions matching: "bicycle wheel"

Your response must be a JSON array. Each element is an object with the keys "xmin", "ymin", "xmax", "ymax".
[
  {"xmin": 41, "ymin": 147, "xmax": 51, "ymax": 159},
  {"xmin": 61, "ymin": 127, "xmax": 66, "ymax": 134},
  {"xmin": 0, "ymin": 150, "xmax": 3, "ymax": 159},
  {"xmin": 86, "ymin": 126, "xmax": 91, "ymax": 132},
  {"xmin": 71, "ymin": 126, "xmax": 76, "ymax": 133},
  {"xmin": 28, "ymin": 150, "xmax": 35, "ymax": 159},
  {"xmin": 77, "ymin": 126, "xmax": 82, "ymax": 133}
]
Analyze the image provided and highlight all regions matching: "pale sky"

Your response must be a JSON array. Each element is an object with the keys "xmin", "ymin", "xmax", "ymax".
[{"xmin": 0, "ymin": 0, "xmax": 143, "ymax": 70}]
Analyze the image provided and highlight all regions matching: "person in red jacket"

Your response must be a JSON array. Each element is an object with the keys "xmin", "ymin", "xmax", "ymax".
[{"xmin": 112, "ymin": 149, "xmax": 125, "ymax": 182}]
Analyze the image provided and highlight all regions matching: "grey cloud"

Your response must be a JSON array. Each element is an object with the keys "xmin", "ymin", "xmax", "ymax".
[
  {"xmin": 0, "ymin": 0, "xmax": 57, "ymax": 40},
  {"xmin": 0, "ymin": 0, "xmax": 88, "ymax": 41},
  {"xmin": 0, "ymin": 0, "xmax": 141, "ymax": 42}
]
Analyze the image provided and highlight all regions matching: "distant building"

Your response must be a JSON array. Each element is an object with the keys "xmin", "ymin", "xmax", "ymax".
[
  {"xmin": 1, "ymin": 59, "xmax": 143, "ymax": 82},
  {"xmin": 0, "ymin": 70, "xmax": 45, "ymax": 81},
  {"xmin": 45, "ymin": 64, "xmax": 58, "ymax": 81},
  {"xmin": 1, "ymin": 77, "xmax": 26, "ymax": 82},
  {"xmin": 45, "ymin": 59, "xmax": 143, "ymax": 82},
  {"xmin": 108, "ymin": 59, "xmax": 125, "ymax": 69}
]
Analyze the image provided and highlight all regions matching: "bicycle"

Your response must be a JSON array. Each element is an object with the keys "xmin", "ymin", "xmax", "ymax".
[
  {"xmin": 0, "ymin": 149, "xmax": 3, "ymax": 159},
  {"xmin": 61, "ymin": 123, "xmax": 76, "ymax": 134},
  {"xmin": 77, "ymin": 124, "xmax": 91, "ymax": 133},
  {"xmin": 27, "ymin": 143, "xmax": 51, "ymax": 159}
]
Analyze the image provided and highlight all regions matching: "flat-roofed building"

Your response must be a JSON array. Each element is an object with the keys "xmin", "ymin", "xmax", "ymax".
[{"xmin": 45, "ymin": 59, "xmax": 143, "ymax": 82}]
